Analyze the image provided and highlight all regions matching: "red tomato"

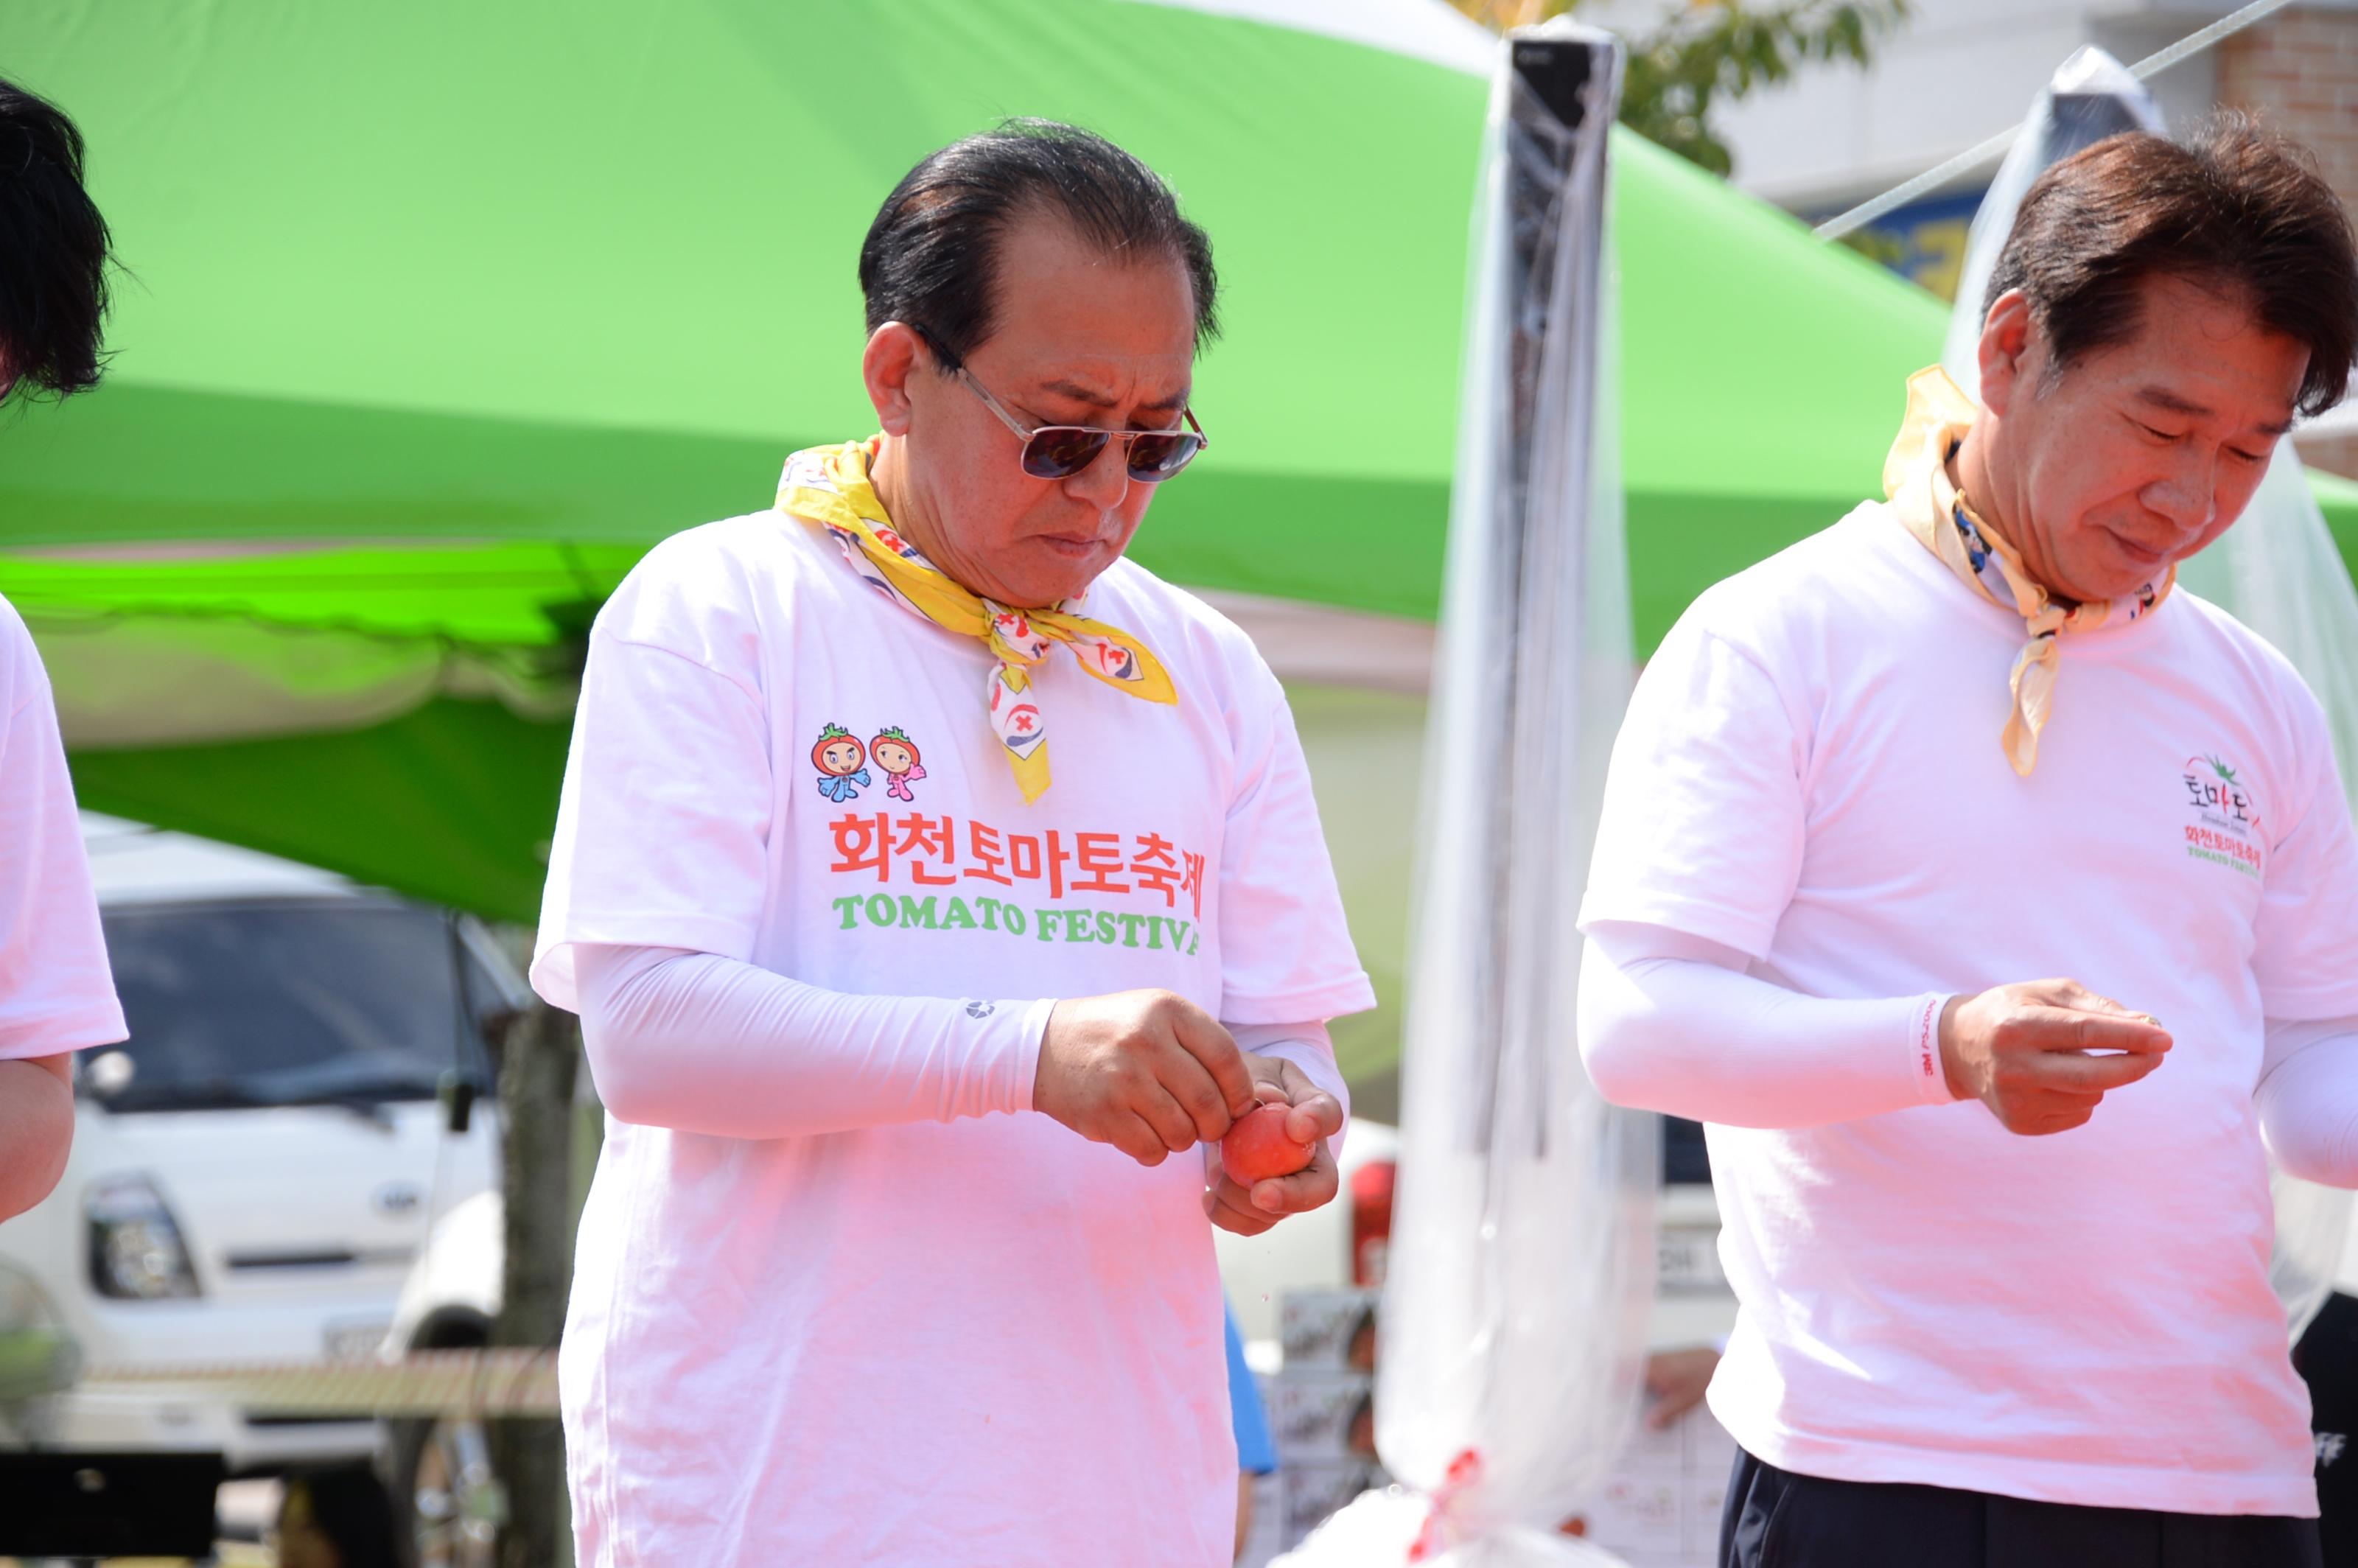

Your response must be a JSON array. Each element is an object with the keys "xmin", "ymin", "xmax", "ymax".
[{"xmin": 1220, "ymin": 1103, "xmax": 1315, "ymax": 1184}]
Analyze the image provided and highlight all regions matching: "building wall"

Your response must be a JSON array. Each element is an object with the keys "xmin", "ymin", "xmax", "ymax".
[{"xmin": 1697, "ymin": 0, "xmax": 2235, "ymax": 212}]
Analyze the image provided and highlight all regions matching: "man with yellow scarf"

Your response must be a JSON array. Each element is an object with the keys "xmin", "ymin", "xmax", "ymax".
[
  {"xmin": 530, "ymin": 122, "xmax": 1372, "ymax": 1565},
  {"xmin": 1578, "ymin": 120, "xmax": 2358, "ymax": 1567}
]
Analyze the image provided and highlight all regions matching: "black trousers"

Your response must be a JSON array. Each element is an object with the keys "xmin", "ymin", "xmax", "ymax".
[
  {"xmin": 1719, "ymin": 1447, "xmax": 2323, "ymax": 1568},
  {"xmin": 2296, "ymin": 1291, "xmax": 2358, "ymax": 1564}
]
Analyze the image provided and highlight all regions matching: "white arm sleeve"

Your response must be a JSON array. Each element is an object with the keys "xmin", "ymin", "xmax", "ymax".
[
  {"xmin": 574, "ymin": 943, "xmax": 1056, "ymax": 1141},
  {"xmin": 2256, "ymin": 1015, "xmax": 2358, "ymax": 1186},
  {"xmin": 1231, "ymin": 1020, "xmax": 1349, "ymax": 1160},
  {"xmin": 1576, "ymin": 921, "xmax": 1954, "ymax": 1130}
]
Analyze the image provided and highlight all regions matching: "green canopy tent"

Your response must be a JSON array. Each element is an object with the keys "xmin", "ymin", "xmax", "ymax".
[{"xmin": 7, "ymin": 1, "xmax": 2356, "ymax": 1063}]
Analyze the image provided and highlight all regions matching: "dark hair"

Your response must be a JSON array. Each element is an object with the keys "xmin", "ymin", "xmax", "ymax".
[
  {"xmin": 1986, "ymin": 113, "xmax": 2358, "ymax": 418},
  {"xmin": 858, "ymin": 119, "xmax": 1217, "ymax": 369},
  {"xmin": 279, "ymin": 1463, "xmax": 401, "ymax": 1568},
  {"xmin": 0, "ymin": 78, "xmax": 111, "ymax": 403}
]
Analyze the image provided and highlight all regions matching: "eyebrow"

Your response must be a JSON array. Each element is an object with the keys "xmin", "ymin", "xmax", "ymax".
[
  {"xmin": 2134, "ymin": 385, "xmax": 2294, "ymax": 438},
  {"xmin": 1040, "ymin": 378, "xmax": 1192, "ymax": 419}
]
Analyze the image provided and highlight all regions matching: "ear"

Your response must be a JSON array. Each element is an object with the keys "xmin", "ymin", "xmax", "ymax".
[
  {"xmin": 1977, "ymin": 290, "xmax": 2035, "ymax": 417},
  {"xmin": 864, "ymin": 323, "xmax": 929, "ymax": 436}
]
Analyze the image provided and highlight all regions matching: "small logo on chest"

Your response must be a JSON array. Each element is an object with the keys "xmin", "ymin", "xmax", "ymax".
[
  {"xmin": 2181, "ymin": 754, "xmax": 2264, "ymax": 880},
  {"xmin": 812, "ymin": 723, "xmax": 930, "ymax": 805}
]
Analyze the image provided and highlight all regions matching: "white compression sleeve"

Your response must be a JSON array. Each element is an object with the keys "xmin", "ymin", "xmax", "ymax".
[
  {"xmin": 573, "ymin": 943, "xmax": 1055, "ymax": 1141},
  {"xmin": 1231, "ymin": 1020, "xmax": 1349, "ymax": 1160},
  {"xmin": 1576, "ymin": 921, "xmax": 1953, "ymax": 1129},
  {"xmin": 2255, "ymin": 1015, "xmax": 2358, "ymax": 1187}
]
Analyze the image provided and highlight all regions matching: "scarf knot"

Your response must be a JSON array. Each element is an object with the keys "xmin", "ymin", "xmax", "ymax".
[
  {"xmin": 1885, "ymin": 367, "xmax": 2172, "ymax": 776},
  {"xmin": 776, "ymin": 441, "xmax": 1178, "ymax": 804}
]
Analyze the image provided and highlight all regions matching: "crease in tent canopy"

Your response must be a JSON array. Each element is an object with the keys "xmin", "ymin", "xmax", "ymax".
[{"xmin": 27, "ymin": 602, "xmax": 584, "ymax": 749}]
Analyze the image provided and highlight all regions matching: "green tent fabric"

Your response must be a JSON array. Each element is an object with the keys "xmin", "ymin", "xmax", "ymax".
[{"xmin": 7, "ymin": 0, "xmax": 2357, "ymax": 922}]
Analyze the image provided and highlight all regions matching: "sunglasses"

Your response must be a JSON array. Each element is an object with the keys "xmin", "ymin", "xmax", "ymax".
[{"xmin": 914, "ymin": 326, "xmax": 1208, "ymax": 483}]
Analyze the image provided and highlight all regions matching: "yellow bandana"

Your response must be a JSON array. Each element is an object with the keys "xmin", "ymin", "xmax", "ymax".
[
  {"xmin": 1884, "ymin": 366, "xmax": 2174, "ymax": 777},
  {"xmin": 775, "ymin": 440, "xmax": 1178, "ymax": 805}
]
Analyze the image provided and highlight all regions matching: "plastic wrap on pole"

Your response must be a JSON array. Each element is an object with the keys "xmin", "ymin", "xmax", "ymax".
[
  {"xmin": 1301, "ymin": 23, "xmax": 1653, "ymax": 1567},
  {"xmin": 1941, "ymin": 47, "xmax": 2352, "ymax": 1342},
  {"xmin": 1938, "ymin": 47, "xmax": 2162, "ymax": 382}
]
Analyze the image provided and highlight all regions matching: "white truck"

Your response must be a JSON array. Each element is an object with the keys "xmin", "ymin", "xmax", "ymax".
[{"xmin": 0, "ymin": 815, "xmax": 521, "ymax": 1543}]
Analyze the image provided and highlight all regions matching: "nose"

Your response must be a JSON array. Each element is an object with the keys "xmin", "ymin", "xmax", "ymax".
[
  {"xmin": 2141, "ymin": 445, "xmax": 2218, "ymax": 536},
  {"xmin": 1060, "ymin": 435, "xmax": 1131, "ymax": 511}
]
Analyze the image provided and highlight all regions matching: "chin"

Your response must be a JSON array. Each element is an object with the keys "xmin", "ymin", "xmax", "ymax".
[{"xmin": 1018, "ymin": 553, "xmax": 1118, "ymax": 606}]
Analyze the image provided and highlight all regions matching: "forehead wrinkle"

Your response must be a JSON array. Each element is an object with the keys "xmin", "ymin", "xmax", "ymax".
[
  {"xmin": 2133, "ymin": 385, "xmax": 2214, "ymax": 419},
  {"xmin": 1038, "ymin": 377, "xmax": 1192, "ymax": 419}
]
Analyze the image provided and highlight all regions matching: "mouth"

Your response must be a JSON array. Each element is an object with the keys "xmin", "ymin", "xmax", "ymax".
[
  {"xmin": 1036, "ymin": 533, "xmax": 1109, "ymax": 560},
  {"xmin": 2103, "ymin": 528, "xmax": 2170, "ymax": 571}
]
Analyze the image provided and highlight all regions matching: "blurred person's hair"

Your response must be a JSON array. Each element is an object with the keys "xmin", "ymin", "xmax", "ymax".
[
  {"xmin": 1985, "ymin": 113, "xmax": 2358, "ymax": 418},
  {"xmin": 0, "ymin": 77, "xmax": 111, "ymax": 403},
  {"xmin": 278, "ymin": 1463, "xmax": 401, "ymax": 1568},
  {"xmin": 859, "ymin": 119, "xmax": 1218, "ymax": 369}
]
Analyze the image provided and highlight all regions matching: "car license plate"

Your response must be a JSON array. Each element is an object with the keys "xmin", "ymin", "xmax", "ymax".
[{"xmin": 321, "ymin": 1319, "xmax": 393, "ymax": 1362}]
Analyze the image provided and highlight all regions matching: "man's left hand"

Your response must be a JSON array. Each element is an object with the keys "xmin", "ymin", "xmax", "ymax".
[{"xmin": 1204, "ymin": 1053, "xmax": 1343, "ymax": 1236}]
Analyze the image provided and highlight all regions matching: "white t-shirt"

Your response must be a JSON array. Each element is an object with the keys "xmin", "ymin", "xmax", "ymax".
[
  {"xmin": 533, "ymin": 508, "xmax": 1374, "ymax": 1567},
  {"xmin": 1581, "ymin": 503, "xmax": 2358, "ymax": 1518},
  {"xmin": 0, "ymin": 595, "xmax": 124, "ymax": 1061}
]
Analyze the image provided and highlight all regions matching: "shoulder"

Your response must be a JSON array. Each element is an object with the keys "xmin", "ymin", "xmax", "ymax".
[
  {"xmin": 0, "ymin": 592, "xmax": 32, "ymax": 657},
  {"xmin": 2166, "ymin": 589, "xmax": 2334, "ymax": 746},
  {"xmin": 595, "ymin": 511, "xmax": 836, "ymax": 668},
  {"xmin": 1664, "ymin": 503, "xmax": 1905, "ymax": 671},
  {"xmin": 0, "ymin": 593, "xmax": 47, "ymax": 711},
  {"xmin": 2169, "ymin": 589, "xmax": 2307, "ymax": 685}
]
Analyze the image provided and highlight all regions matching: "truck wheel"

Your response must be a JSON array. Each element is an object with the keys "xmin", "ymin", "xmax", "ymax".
[{"xmin": 387, "ymin": 1413, "xmax": 501, "ymax": 1568}]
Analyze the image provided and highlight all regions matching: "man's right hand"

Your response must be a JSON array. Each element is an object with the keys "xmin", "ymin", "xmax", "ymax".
[
  {"xmin": 1939, "ymin": 979, "xmax": 2172, "ymax": 1135},
  {"xmin": 1034, "ymin": 990, "xmax": 1259, "ymax": 1166}
]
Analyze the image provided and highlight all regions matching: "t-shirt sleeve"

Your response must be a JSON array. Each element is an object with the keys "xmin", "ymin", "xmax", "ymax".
[
  {"xmin": 1578, "ymin": 615, "xmax": 1808, "ymax": 960},
  {"xmin": 1214, "ymin": 654, "xmax": 1376, "ymax": 1026},
  {"xmin": 0, "ymin": 606, "xmax": 127, "ymax": 1058},
  {"xmin": 2251, "ymin": 690, "xmax": 2358, "ymax": 1021},
  {"xmin": 531, "ymin": 542, "xmax": 775, "ymax": 1013}
]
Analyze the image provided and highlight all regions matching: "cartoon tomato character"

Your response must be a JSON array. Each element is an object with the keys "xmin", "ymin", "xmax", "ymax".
[
  {"xmin": 872, "ymin": 727, "xmax": 928, "ymax": 803},
  {"xmin": 811, "ymin": 724, "xmax": 871, "ymax": 804}
]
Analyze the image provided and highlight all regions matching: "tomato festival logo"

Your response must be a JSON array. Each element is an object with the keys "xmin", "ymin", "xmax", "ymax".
[{"xmin": 2183, "ymin": 754, "xmax": 2264, "ymax": 880}]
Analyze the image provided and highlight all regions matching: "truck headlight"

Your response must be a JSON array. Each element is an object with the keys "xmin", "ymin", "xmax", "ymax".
[{"xmin": 85, "ymin": 1175, "xmax": 200, "ymax": 1301}]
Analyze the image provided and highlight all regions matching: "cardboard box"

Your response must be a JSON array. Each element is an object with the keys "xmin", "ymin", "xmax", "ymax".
[
  {"xmin": 1279, "ymin": 1289, "xmax": 1379, "ymax": 1371},
  {"xmin": 1269, "ymin": 1369, "xmax": 1375, "ymax": 1461}
]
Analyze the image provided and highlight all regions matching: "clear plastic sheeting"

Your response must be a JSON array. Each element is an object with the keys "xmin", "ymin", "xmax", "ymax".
[
  {"xmin": 1276, "ymin": 21, "xmax": 1654, "ymax": 1567},
  {"xmin": 1942, "ymin": 47, "xmax": 2354, "ymax": 1343},
  {"xmin": 1939, "ymin": 46, "xmax": 2162, "ymax": 382}
]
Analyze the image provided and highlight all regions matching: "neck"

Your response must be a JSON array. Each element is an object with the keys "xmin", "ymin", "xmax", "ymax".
[
  {"xmin": 1949, "ymin": 418, "xmax": 2078, "ymax": 609},
  {"xmin": 867, "ymin": 435, "xmax": 1055, "ymax": 606},
  {"xmin": 867, "ymin": 436, "xmax": 937, "ymax": 556}
]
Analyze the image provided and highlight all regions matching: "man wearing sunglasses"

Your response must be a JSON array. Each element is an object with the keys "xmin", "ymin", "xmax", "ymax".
[
  {"xmin": 0, "ymin": 77, "xmax": 125, "ymax": 1225},
  {"xmin": 531, "ymin": 120, "xmax": 1373, "ymax": 1567}
]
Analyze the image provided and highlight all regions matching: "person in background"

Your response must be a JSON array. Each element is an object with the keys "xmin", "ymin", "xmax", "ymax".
[
  {"xmin": 1227, "ymin": 1298, "xmax": 1278, "ymax": 1561},
  {"xmin": 273, "ymin": 1463, "xmax": 401, "ymax": 1568},
  {"xmin": 1642, "ymin": 1345, "xmax": 1721, "ymax": 1432},
  {"xmin": 1579, "ymin": 117, "xmax": 2358, "ymax": 1567},
  {"xmin": 0, "ymin": 78, "xmax": 126, "ymax": 1221}
]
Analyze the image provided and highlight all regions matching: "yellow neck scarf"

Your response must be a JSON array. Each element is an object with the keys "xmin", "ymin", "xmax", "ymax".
[
  {"xmin": 776, "ymin": 440, "xmax": 1178, "ymax": 805},
  {"xmin": 1884, "ymin": 367, "xmax": 2174, "ymax": 777}
]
